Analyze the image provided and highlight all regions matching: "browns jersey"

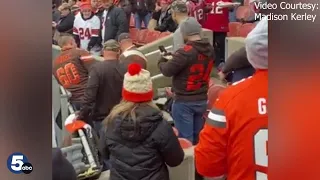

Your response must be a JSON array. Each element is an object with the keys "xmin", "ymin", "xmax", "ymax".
[
  {"xmin": 53, "ymin": 47, "xmax": 96, "ymax": 103},
  {"xmin": 195, "ymin": 70, "xmax": 268, "ymax": 180}
]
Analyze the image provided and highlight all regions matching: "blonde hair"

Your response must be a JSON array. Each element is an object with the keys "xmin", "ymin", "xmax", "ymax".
[
  {"xmin": 58, "ymin": 3, "xmax": 70, "ymax": 11},
  {"xmin": 57, "ymin": 34, "xmax": 74, "ymax": 47},
  {"xmin": 103, "ymin": 100, "xmax": 160, "ymax": 128}
]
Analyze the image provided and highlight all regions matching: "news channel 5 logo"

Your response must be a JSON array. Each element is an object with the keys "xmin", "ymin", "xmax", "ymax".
[{"xmin": 7, "ymin": 152, "xmax": 33, "ymax": 174}]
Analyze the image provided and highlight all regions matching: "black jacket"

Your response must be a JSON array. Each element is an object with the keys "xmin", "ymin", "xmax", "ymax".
[
  {"xmin": 56, "ymin": 13, "xmax": 75, "ymax": 34},
  {"xmin": 99, "ymin": 105, "xmax": 184, "ymax": 180},
  {"xmin": 158, "ymin": 40, "xmax": 215, "ymax": 101},
  {"xmin": 221, "ymin": 47, "xmax": 253, "ymax": 74},
  {"xmin": 78, "ymin": 60, "xmax": 126, "ymax": 122},
  {"xmin": 103, "ymin": 6, "xmax": 129, "ymax": 42},
  {"xmin": 153, "ymin": 8, "xmax": 177, "ymax": 33}
]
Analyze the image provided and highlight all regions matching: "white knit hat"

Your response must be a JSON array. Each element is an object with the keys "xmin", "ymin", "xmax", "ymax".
[
  {"xmin": 245, "ymin": 17, "xmax": 268, "ymax": 69},
  {"xmin": 122, "ymin": 63, "xmax": 153, "ymax": 102}
]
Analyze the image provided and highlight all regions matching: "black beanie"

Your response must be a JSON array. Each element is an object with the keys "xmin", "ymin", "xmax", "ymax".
[{"xmin": 52, "ymin": 148, "xmax": 77, "ymax": 180}]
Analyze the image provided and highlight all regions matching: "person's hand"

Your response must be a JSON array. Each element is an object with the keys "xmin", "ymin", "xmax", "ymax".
[
  {"xmin": 155, "ymin": 3, "xmax": 161, "ymax": 11},
  {"xmin": 160, "ymin": 51, "xmax": 173, "ymax": 60},
  {"xmin": 52, "ymin": 21, "xmax": 57, "ymax": 28},
  {"xmin": 218, "ymin": 71, "xmax": 226, "ymax": 80}
]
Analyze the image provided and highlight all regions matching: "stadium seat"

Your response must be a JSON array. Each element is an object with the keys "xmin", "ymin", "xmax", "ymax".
[
  {"xmin": 145, "ymin": 30, "xmax": 161, "ymax": 43},
  {"xmin": 130, "ymin": 14, "xmax": 135, "ymax": 28},
  {"xmin": 238, "ymin": 23, "xmax": 256, "ymax": 37},
  {"xmin": 158, "ymin": 31, "xmax": 171, "ymax": 39},
  {"xmin": 135, "ymin": 29, "xmax": 149, "ymax": 45},
  {"xmin": 227, "ymin": 22, "xmax": 242, "ymax": 37},
  {"xmin": 236, "ymin": 6, "xmax": 251, "ymax": 22},
  {"xmin": 129, "ymin": 28, "xmax": 139, "ymax": 43}
]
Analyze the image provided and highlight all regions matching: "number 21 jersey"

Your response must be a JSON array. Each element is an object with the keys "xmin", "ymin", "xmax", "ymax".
[
  {"xmin": 73, "ymin": 14, "xmax": 100, "ymax": 50},
  {"xmin": 202, "ymin": 0, "xmax": 231, "ymax": 32}
]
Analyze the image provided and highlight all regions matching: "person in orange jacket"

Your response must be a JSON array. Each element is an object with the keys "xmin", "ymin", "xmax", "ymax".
[{"xmin": 195, "ymin": 17, "xmax": 268, "ymax": 180}]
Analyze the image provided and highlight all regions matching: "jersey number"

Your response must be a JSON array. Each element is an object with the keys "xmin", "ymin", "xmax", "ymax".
[
  {"xmin": 186, "ymin": 57, "xmax": 213, "ymax": 91},
  {"xmin": 210, "ymin": 2, "xmax": 223, "ymax": 14},
  {"xmin": 79, "ymin": 28, "xmax": 91, "ymax": 40},
  {"xmin": 194, "ymin": 9, "xmax": 204, "ymax": 21},
  {"xmin": 254, "ymin": 129, "xmax": 268, "ymax": 179},
  {"xmin": 56, "ymin": 63, "xmax": 80, "ymax": 88}
]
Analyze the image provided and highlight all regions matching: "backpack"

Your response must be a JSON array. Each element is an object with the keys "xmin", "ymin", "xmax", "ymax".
[{"xmin": 136, "ymin": 0, "xmax": 148, "ymax": 16}]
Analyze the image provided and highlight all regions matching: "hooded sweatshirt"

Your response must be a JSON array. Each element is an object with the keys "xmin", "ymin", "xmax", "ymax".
[
  {"xmin": 101, "ymin": 105, "xmax": 184, "ymax": 180},
  {"xmin": 158, "ymin": 39, "xmax": 215, "ymax": 101}
]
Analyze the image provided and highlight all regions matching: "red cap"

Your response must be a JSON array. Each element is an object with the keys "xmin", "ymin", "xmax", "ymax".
[{"xmin": 80, "ymin": 2, "xmax": 92, "ymax": 10}]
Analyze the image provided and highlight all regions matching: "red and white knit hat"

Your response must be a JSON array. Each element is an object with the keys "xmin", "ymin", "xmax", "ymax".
[{"xmin": 122, "ymin": 63, "xmax": 153, "ymax": 102}]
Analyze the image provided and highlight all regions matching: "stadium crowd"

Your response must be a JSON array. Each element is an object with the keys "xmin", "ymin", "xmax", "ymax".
[{"xmin": 52, "ymin": 0, "xmax": 268, "ymax": 179}]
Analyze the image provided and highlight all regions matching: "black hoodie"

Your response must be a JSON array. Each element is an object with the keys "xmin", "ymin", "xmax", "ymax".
[
  {"xmin": 100, "ymin": 105, "xmax": 184, "ymax": 180},
  {"xmin": 158, "ymin": 39, "xmax": 215, "ymax": 102}
]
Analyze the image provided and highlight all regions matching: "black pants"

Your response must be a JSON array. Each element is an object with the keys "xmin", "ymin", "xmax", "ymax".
[{"xmin": 213, "ymin": 31, "xmax": 227, "ymax": 67}]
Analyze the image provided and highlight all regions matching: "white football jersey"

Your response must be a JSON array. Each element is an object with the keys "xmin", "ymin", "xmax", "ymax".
[{"xmin": 73, "ymin": 13, "xmax": 101, "ymax": 50}]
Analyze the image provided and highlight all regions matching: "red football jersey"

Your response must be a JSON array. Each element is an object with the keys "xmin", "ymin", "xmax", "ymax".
[
  {"xmin": 202, "ymin": 0, "xmax": 231, "ymax": 32},
  {"xmin": 186, "ymin": 0, "xmax": 208, "ymax": 25},
  {"xmin": 195, "ymin": 70, "xmax": 268, "ymax": 180}
]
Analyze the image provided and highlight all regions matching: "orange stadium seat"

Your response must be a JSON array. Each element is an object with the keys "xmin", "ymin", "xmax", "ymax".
[
  {"xmin": 145, "ymin": 30, "xmax": 161, "ymax": 43},
  {"xmin": 236, "ymin": 6, "xmax": 251, "ymax": 22},
  {"xmin": 238, "ymin": 23, "xmax": 256, "ymax": 37},
  {"xmin": 227, "ymin": 22, "xmax": 242, "ymax": 37},
  {"xmin": 130, "ymin": 14, "xmax": 135, "ymax": 28},
  {"xmin": 129, "ymin": 28, "xmax": 139, "ymax": 43},
  {"xmin": 158, "ymin": 31, "xmax": 171, "ymax": 39},
  {"xmin": 135, "ymin": 29, "xmax": 149, "ymax": 45}
]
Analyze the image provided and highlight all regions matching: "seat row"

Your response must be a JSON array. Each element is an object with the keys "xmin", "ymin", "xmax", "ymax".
[
  {"xmin": 228, "ymin": 22, "xmax": 256, "ymax": 37},
  {"xmin": 129, "ymin": 28, "xmax": 171, "ymax": 46}
]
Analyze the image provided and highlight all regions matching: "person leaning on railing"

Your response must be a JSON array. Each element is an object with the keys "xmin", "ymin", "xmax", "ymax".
[{"xmin": 218, "ymin": 47, "xmax": 255, "ymax": 83}]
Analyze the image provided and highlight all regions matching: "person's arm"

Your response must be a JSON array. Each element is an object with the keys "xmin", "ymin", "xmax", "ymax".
[
  {"xmin": 195, "ymin": 94, "xmax": 230, "ymax": 179},
  {"xmin": 158, "ymin": 121, "xmax": 184, "ymax": 167},
  {"xmin": 158, "ymin": 48, "xmax": 189, "ymax": 77},
  {"xmin": 221, "ymin": 47, "xmax": 251, "ymax": 74},
  {"xmin": 203, "ymin": 1, "xmax": 213, "ymax": 13},
  {"xmin": 87, "ymin": 16, "xmax": 101, "ymax": 51},
  {"xmin": 78, "ymin": 49, "xmax": 98, "ymax": 71},
  {"xmin": 155, "ymin": 12, "xmax": 176, "ymax": 32},
  {"xmin": 172, "ymin": 29, "xmax": 184, "ymax": 52},
  {"xmin": 98, "ymin": 127, "xmax": 110, "ymax": 161},
  {"xmin": 115, "ymin": 9, "xmax": 129, "ymax": 39},
  {"xmin": 78, "ymin": 66, "xmax": 99, "ymax": 122},
  {"xmin": 56, "ymin": 14, "xmax": 75, "ymax": 32}
]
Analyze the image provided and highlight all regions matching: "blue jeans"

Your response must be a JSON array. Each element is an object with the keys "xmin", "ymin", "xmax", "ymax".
[
  {"xmin": 134, "ymin": 12, "xmax": 151, "ymax": 29},
  {"xmin": 71, "ymin": 102, "xmax": 82, "ymax": 111},
  {"xmin": 229, "ymin": 7, "xmax": 238, "ymax": 22},
  {"xmin": 172, "ymin": 100, "xmax": 207, "ymax": 145},
  {"xmin": 93, "ymin": 121, "xmax": 111, "ymax": 171}
]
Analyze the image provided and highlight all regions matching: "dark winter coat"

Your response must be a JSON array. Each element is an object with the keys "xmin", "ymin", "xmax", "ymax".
[{"xmin": 99, "ymin": 105, "xmax": 184, "ymax": 180}]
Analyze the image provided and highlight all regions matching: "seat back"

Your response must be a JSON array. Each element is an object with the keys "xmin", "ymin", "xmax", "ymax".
[
  {"xmin": 227, "ymin": 22, "xmax": 242, "ymax": 37},
  {"xmin": 145, "ymin": 30, "xmax": 161, "ymax": 44},
  {"xmin": 136, "ymin": 29, "xmax": 149, "ymax": 45},
  {"xmin": 129, "ymin": 28, "xmax": 139, "ymax": 43},
  {"xmin": 238, "ymin": 23, "xmax": 256, "ymax": 37}
]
